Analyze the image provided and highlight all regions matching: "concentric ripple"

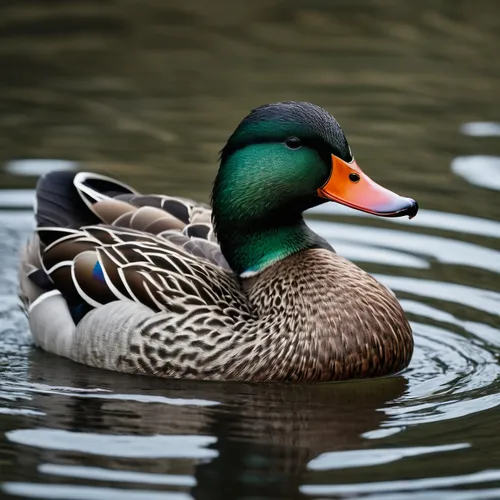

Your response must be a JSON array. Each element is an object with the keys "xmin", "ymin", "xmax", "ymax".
[
  {"xmin": 306, "ymin": 209, "xmax": 500, "ymax": 431},
  {"xmin": 1, "ymin": 199, "xmax": 500, "ymax": 499}
]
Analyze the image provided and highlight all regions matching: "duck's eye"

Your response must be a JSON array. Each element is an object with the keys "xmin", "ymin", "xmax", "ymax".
[
  {"xmin": 349, "ymin": 172, "xmax": 360, "ymax": 183},
  {"xmin": 285, "ymin": 137, "xmax": 302, "ymax": 150}
]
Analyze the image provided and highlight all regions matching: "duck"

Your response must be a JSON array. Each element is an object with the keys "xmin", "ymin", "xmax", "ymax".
[{"xmin": 18, "ymin": 101, "xmax": 418, "ymax": 382}]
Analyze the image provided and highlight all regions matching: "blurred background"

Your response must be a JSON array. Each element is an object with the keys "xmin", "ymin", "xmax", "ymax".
[
  {"xmin": 1, "ymin": 1, "xmax": 500, "ymax": 499},
  {"xmin": 0, "ymin": 0, "xmax": 499, "ymax": 213}
]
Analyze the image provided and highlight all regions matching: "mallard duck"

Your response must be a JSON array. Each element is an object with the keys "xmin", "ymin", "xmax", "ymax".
[{"xmin": 19, "ymin": 101, "xmax": 418, "ymax": 382}]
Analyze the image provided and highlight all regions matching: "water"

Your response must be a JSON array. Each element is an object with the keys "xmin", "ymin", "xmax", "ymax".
[{"xmin": 1, "ymin": 1, "xmax": 500, "ymax": 499}]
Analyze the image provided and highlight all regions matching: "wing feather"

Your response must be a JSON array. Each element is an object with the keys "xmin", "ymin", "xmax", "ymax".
[{"xmin": 20, "ymin": 170, "xmax": 240, "ymax": 326}]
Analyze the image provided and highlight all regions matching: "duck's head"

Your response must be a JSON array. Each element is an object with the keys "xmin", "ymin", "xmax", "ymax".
[{"xmin": 212, "ymin": 102, "xmax": 418, "ymax": 274}]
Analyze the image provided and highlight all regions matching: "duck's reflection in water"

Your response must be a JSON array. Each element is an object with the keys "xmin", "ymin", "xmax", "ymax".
[{"xmin": 23, "ymin": 350, "xmax": 407, "ymax": 499}]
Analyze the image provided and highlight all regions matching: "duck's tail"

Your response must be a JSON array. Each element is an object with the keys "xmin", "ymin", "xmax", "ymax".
[{"xmin": 34, "ymin": 170, "xmax": 137, "ymax": 235}]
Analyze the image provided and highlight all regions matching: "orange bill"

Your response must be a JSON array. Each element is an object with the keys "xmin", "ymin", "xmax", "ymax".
[{"xmin": 318, "ymin": 154, "xmax": 418, "ymax": 218}]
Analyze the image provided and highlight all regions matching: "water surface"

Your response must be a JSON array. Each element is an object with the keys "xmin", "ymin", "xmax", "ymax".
[{"xmin": 1, "ymin": 1, "xmax": 500, "ymax": 499}]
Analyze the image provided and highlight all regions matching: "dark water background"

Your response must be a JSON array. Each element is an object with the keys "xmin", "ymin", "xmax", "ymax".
[{"xmin": 1, "ymin": 1, "xmax": 500, "ymax": 498}]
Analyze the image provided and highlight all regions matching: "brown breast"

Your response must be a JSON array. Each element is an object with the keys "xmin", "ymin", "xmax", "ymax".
[{"xmin": 242, "ymin": 249, "xmax": 414, "ymax": 381}]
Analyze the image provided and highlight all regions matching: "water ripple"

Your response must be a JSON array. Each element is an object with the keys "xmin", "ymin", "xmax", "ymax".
[
  {"xmin": 6, "ymin": 429, "xmax": 218, "ymax": 459},
  {"xmin": 460, "ymin": 122, "xmax": 500, "ymax": 136},
  {"xmin": 2, "ymin": 204, "xmax": 500, "ymax": 500},
  {"xmin": 5, "ymin": 159, "xmax": 78, "ymax": 177},
  {"xmin": 376, "ymin": 275, "xmax": 500, "ymax": 317},
  {"xmin": 451, "ymin": 156, "xmax": 500, "ymax": 191},
  {"xmin": 300, "ymin": 470, "xmax": 500, "ymax": 497},
  {"xmin": 307, "ymin": 206, "xmax": 500, "ymax": 239},
  {"xmin": 2, "ymin": 483, "xmax": 192, "ymax": 500},
  {"xmin": 310, "ymin": 220, "xmax": 500, "ymax": 274},
  {"xmin": 307, "ymin": 443, "xmax": 468, "ymax": 470},
  {"xmin": 1, "ymin": 382, "xmax": 219, "ymax": 407},
  {"xmin": 39, "ymin": 464, "xmax": 196, "ymax": 487}
]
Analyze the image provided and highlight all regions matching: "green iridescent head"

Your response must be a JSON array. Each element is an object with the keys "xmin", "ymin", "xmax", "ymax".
[
  {"xmin": 213, "ymin": 102, "xmax": 352, "ymax": 222},
  {"xmin": 211, "ymin": 101, "xmax": 417, "ymax": 275}
]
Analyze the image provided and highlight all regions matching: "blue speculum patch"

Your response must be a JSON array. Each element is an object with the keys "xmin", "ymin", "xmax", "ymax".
[{"xmin": 92, "ymin": 261, "xmax": 105, "ymax": 283}]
